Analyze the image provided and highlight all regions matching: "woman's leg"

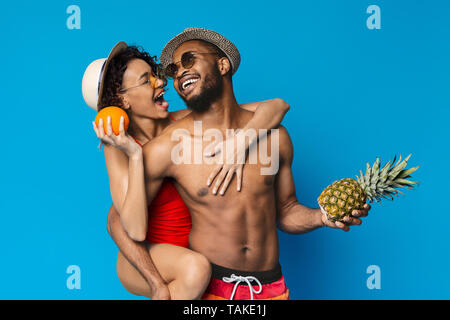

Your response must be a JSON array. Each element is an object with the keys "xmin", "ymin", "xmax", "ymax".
[
  {"xmin": 116, "ymin": 250, "xmax": 153, "ymax": 297},
  {"xmin": 150, "ymin": 243, "xmax": 211, "ymax": 299},
  {"xmin": 116, "ymin": 242, "xmax": 211, "ymax": 300},
  {"xmin": 108, "ymin": 205, "xmax": 210, "ymax": 299}
]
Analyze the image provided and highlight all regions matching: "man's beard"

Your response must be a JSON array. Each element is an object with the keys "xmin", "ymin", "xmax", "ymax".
[{"xmin": 182, "ymin": 67, "xmax": 224, "ymax": 113}]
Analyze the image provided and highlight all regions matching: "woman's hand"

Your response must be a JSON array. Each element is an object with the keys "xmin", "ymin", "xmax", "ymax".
[
  {"xmin": 150, "ymin": 282, "xmax": 171, "ymax": 300},
  {"xmin": 93, "ymin": 116, "xmax": 141, "ymax": 158},
  {"xmin": 205, "ymin": 130, "xmax": 248, "ymax": 195},
  {"xmin": 205, "ymin": 98, "xmax": 290, "ymax": 195}
]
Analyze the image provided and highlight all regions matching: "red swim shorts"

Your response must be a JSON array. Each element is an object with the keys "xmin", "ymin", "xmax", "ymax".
[{"xmin": 201, "ymin": 262, "xmax": 289, "ymax": 300}]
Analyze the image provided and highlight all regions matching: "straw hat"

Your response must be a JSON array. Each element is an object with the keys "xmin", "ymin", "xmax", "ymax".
[{"xmin": 160, "ymin": 28, "xmax": 240, "ymax": 75}]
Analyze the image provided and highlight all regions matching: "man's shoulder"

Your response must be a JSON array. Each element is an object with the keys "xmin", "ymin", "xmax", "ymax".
[
  {"xmin": 143, "ymin": 116, "xmax": 193, "ymax": 155},
  {"xmin": 274, "ymin": 125, "xmax": 293, "ymax": 162},
  {"xmin": 160, "ymin": 114, "xmax": 193, "ymax": 136},
  {"xmin": 141, "ymin": 131, "xmax": 176, "ymax": 176},
  {"xmin": 170, "ymin": 109, "xmax": 191, "ymax": 120},
  {"xmin": 274, "ymin": 125, "xmax": 291, "ymax": 142},
  {"xmin": 142, "ymin": 132, "xmax": 172, "ymax": 159}
]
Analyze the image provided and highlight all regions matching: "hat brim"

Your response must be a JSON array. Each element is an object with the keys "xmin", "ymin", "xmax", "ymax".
[
  {"xmin": 97, "ymin": 41, "xmax": 128, "ymax": 108},
  {"xmin": 160, "ymin": 28, "xmax": 240, "ymax": 75}
]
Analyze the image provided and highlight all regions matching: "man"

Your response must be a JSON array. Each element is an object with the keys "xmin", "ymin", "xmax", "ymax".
[{"xmin": 133, "ymin": 28, "xmax": 370, "ymax": 300}]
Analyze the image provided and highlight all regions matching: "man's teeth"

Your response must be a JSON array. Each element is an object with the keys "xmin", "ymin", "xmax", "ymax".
[{"xmin": 182, "ymin": 78, "xmax": 199, "ymax": 90}]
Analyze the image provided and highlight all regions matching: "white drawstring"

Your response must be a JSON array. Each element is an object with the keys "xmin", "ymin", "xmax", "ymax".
[{"xmin": 222, "ymin": 274, "xmax": 263, "ymax": 300}]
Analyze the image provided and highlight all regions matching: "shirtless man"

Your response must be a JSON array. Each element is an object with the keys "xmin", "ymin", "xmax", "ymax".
[{"xmin": 135, "ymin": 28, "xmax": 371, "ymax": 300}]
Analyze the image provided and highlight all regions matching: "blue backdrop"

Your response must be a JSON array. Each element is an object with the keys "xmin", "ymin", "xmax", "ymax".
[{"xmin": 0, "ymin": 0, "xmax": 446, "ymax": 299}]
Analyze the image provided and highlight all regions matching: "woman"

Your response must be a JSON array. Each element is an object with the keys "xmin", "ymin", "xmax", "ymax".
[{"xmin": 82, "ymin": 42, "xmax": 290, "ymax": 299}]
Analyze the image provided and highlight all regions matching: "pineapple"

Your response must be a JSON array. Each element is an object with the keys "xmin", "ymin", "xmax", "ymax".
[{"xmin": 318, "ymin": 154, "xmax": 419, "ymax": 222}]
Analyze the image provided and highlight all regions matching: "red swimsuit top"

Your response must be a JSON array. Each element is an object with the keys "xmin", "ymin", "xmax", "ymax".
[{"xmin": 133, "ymin": 113, "xmax": 192, "ymax": 248}]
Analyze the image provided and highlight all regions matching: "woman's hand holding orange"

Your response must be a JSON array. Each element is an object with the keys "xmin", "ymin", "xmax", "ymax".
[{"xmin": 93, "ymin": 116, "xmax": 141, "ymax": 158}]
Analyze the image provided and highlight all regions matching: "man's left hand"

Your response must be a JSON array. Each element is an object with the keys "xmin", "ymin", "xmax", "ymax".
[{"xmin": 321, "ymin": 203, "xmax": 371, "ymax": 232}]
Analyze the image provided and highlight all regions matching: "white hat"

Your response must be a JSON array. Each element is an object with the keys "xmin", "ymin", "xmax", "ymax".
[{"xmin": 81, "ymin": 41, "xmax": 128, "ymax": 111}]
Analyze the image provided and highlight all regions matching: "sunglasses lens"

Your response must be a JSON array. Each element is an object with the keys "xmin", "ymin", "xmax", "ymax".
[
  {"xmin": 166, "ymin": 52, "xmax": 196, "ymax": 78},
  {"xmin": 150, "ymin": 74, "xmax": 159, "ymax": 89},
  {"xmin": 181, "ymin": 52, "xmax": 195, "ymax": 69},
  {"xmin": 165, "ymin": 64, "xmax": 178, "ymax": 78}
]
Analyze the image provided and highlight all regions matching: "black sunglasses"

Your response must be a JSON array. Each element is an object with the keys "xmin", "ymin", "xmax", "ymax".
[{"xmin": 164, "ymin": 51, "xmax": 218, "ymax": 78}]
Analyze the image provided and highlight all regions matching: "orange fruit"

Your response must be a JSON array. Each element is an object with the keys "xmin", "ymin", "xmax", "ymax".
[{"xmin": 95, "ymin": 106, "xmax": 129, "ymax": 136}]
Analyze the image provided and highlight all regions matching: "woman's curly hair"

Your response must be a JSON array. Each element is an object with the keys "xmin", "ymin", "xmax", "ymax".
[{"xmin": 98, "ymin": 45, "xmax": 162, "ymax": 112}]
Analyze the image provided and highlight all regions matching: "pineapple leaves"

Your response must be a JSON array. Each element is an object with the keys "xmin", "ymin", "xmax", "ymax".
[
  {"xmin": 357, "ymin": 154, "xmax": 419, "ymax": 202},
  {"xmin": 370, "ymin": 158, "xmax": 380, "ymax": 184},
  {"xmin": 364, "ymin": 162, "xmax": 372, "ymax": 186},
  {"xmin": 396, "ymin": 178, "xmax": 419, "ymax": 185},
  {"xmin": 397, "ymin": 166, "xmax": 420, "ymax": 179}
]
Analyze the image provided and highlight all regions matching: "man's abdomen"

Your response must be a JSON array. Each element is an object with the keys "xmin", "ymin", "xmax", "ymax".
[{"xmin": 189, "ymin": 208, "xmax": 279, "ymax": 271}]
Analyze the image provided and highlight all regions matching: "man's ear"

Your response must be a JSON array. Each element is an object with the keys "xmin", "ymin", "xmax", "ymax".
[{"xmin": 217, "ymin": 57, "xmax": 231, "ymax": 76}]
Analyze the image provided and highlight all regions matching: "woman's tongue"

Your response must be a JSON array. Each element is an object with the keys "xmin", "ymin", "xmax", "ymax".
[{"xmin": 155, "ymin": 97, "xmax": 169, "ymax": 109}]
